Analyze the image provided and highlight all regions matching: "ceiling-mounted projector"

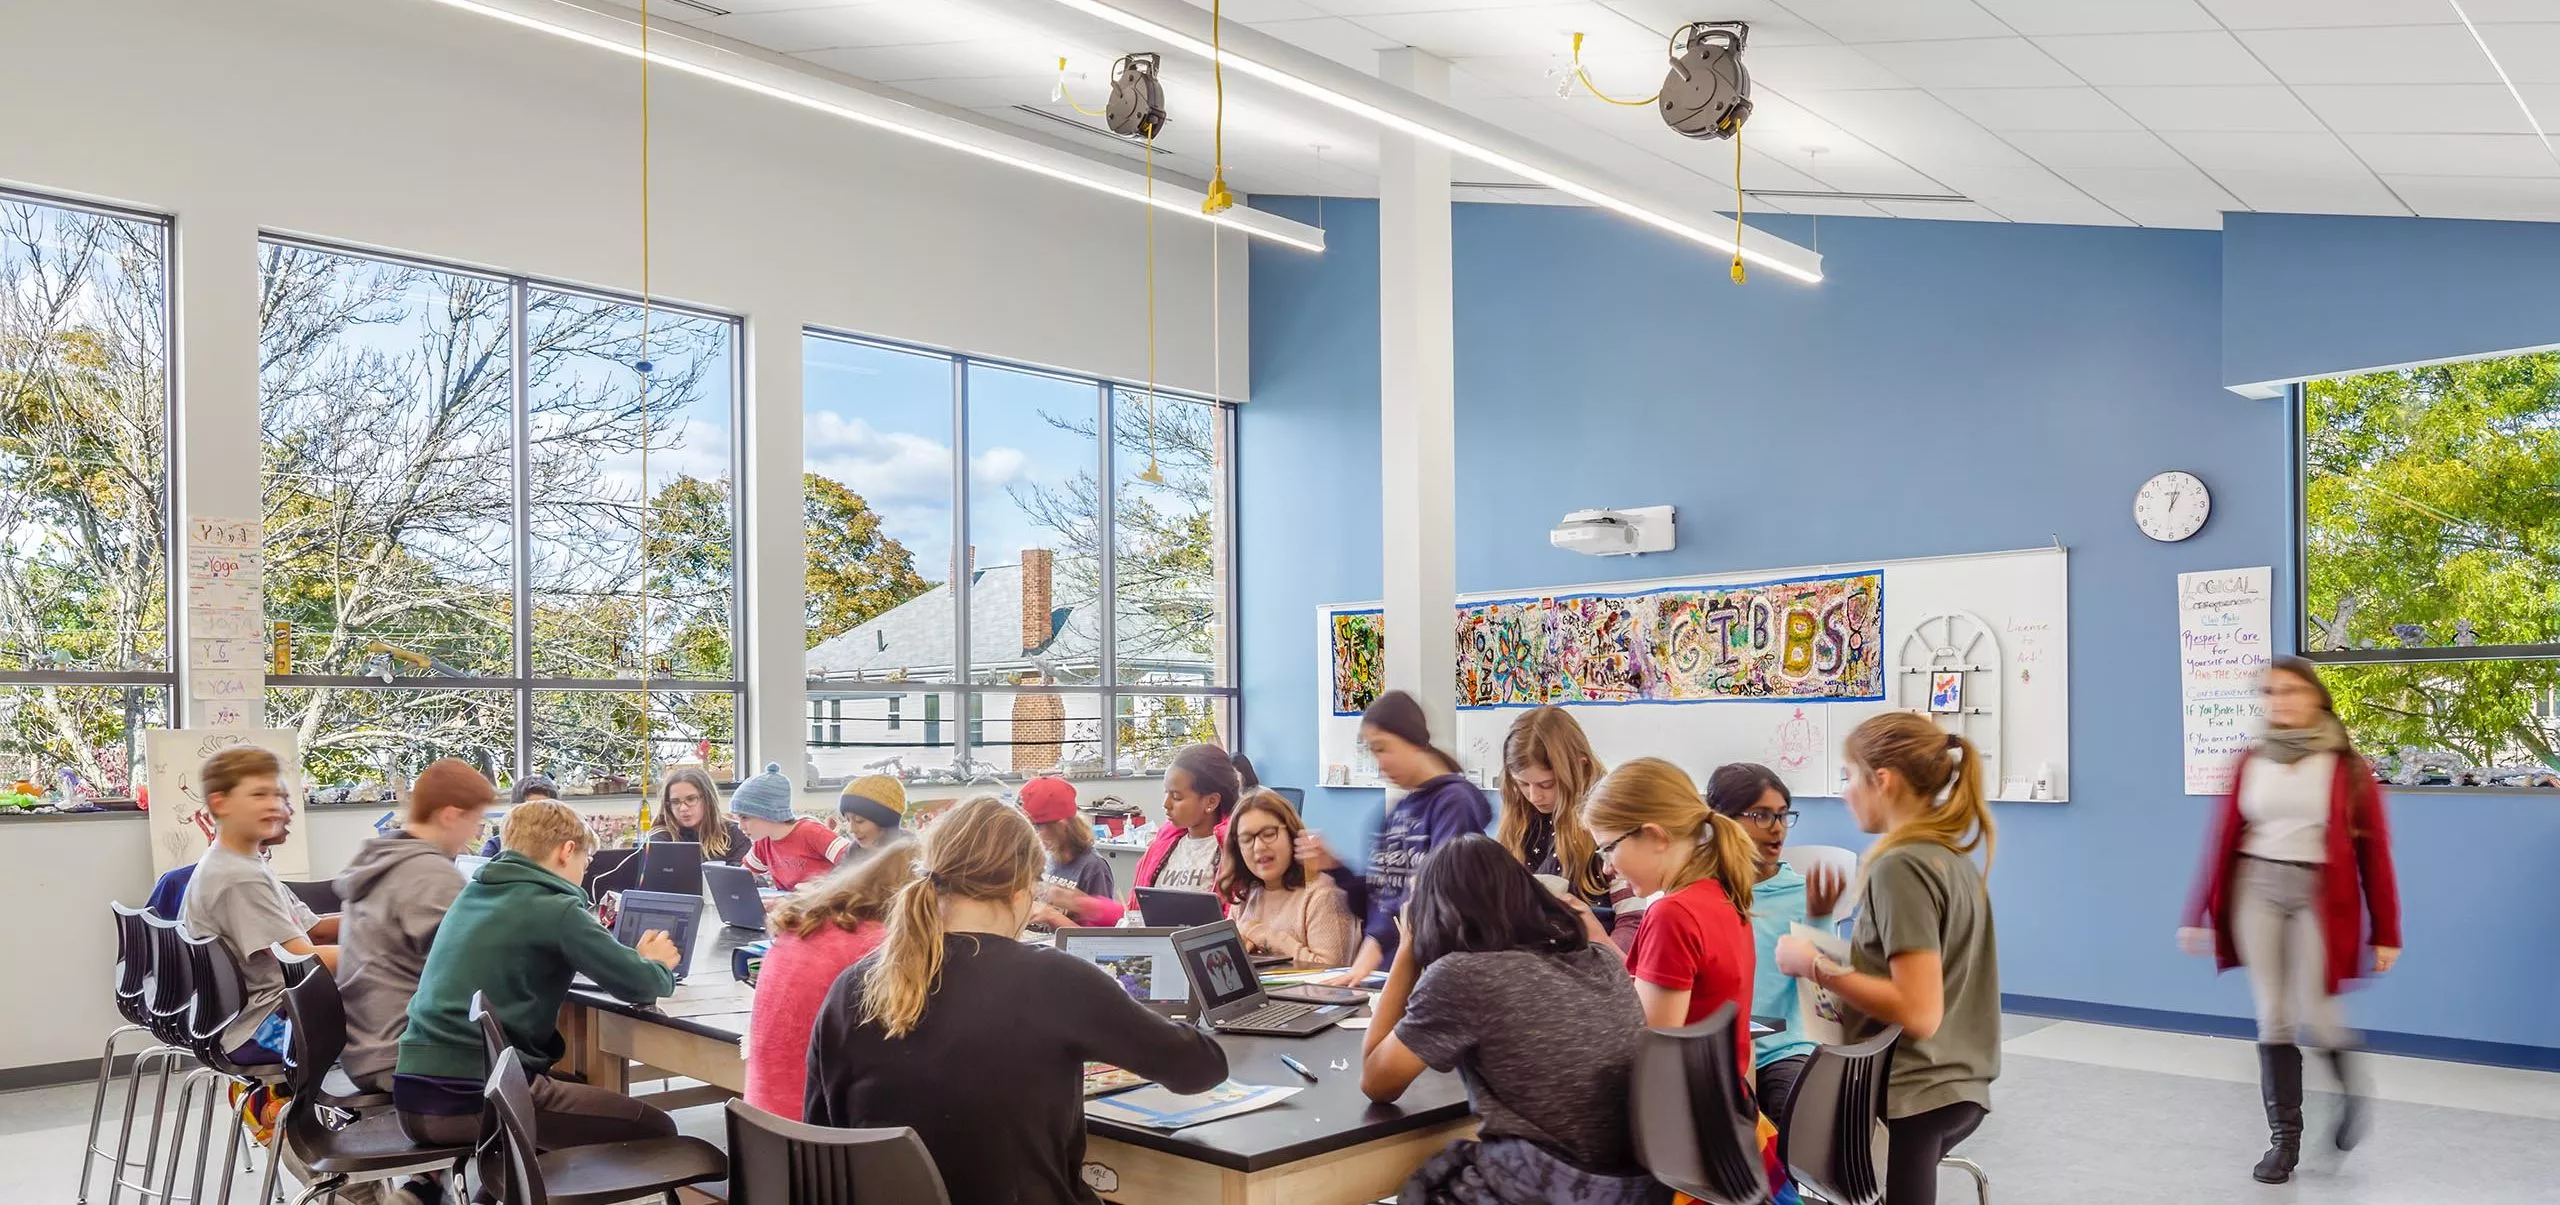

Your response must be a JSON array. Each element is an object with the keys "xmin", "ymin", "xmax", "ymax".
[
  {"xmin": 1550, "ymin": 506, "xmax": 1676, "ymax": 557},
  {"xmin": 1106, "ymin": 52, "xmax": 1170, "ymax": 140},
  {"xmin": 1660, "ymin": 22, "xmax": 1752, "ymax": 140}
]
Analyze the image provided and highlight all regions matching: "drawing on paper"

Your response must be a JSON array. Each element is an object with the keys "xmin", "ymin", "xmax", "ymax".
[
  {"xmin": 1766, "ymin": 706, "xmax": 1825, "ymax": 777},
  {"xmin": 1329, "ymin": 610, "xmax": 1385, "ymax": 715},
  {"xmin": 1547, "ymin": 595, "xmax": 1648, "ymax": 703},
  {"xmin": 1456, "ymin": 600, "xmax": 1550, "ymax": 707},
  {"xmin": 1641, "ymin": 572, "xmax": 1886, "ymax": 702},
  {"xmin": 1929, "ymin": 671, "xmax": 1965, "ymax": 714}
]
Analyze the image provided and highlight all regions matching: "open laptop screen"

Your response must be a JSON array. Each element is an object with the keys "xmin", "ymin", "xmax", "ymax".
[
  {"xmin": 1055, "ymin": 928, "xmax": 1191, "ymax": 1009},
  {"xmin": 1170, "ymin": 920, "xmax": 1259, "ymax": 1013}
]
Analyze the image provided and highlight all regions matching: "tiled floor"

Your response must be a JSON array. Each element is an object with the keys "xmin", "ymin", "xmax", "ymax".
[{"xmin": 6, "ymin": 1018, "xmax": 2557, "ymax": 1203}]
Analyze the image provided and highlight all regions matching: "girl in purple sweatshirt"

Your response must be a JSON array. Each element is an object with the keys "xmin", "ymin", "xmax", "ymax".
[{"xmin": 1300, "ymin": 690, "xmax": 1492, "ymax": 986}]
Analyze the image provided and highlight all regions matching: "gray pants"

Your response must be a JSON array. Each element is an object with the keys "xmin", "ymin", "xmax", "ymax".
[{"xmin": 2234, "ymin": 857, "xmax": 2350, "ymax": 1048}]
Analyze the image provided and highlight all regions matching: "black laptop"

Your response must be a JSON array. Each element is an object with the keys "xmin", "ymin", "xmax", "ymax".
[
  {"xmin": 702, "ymin": 861, "xmax": 771, "ymax": 931},
  {"xmin": 612, "ymin": 889, "xmax": 704, "ymax": 981},
  {"xmin": 1171, "ymin": 920, "xmax": 1352, "ymax": 1038},
  {"xmin": 1133, "ymin": 887, "xmax": 1225, "ymax": 927},
  {"xmin": 583, "ymin": 847, "xmax": 641, "ymax": 902},
  {"xmin": 637, "ymin": 840, "xmax": 704, "ymax": 896}
]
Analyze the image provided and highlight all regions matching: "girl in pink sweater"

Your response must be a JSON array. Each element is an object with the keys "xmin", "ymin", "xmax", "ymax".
[{"xmin": 745, "ymin": 837, "xmax": 917, "ymax": 1119}]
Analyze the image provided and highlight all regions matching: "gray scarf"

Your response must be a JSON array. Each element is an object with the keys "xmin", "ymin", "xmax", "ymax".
[{"xmin": 2259, "ymin": 714, "xmax": 2350, "ymax": 765}]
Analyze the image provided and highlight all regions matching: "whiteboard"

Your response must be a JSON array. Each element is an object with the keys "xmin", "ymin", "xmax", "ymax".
[
  {"xmin": 1316, "ymin": 546, "xmax": 2069, "ymax": 803},
  {"xmin": 145, "ymin": 728, "xmax": 311, "ymax": 878}
]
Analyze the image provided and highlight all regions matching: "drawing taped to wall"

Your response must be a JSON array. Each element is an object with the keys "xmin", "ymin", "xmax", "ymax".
[
  {"xmin": 1547, "ymin": 595, "xmax": 1648, "ymax": 703},
  {"xmin": 1456, "ymin": 599, "xmax": 1549, "ymax": 707},
  {"xmin": 1329, "ymin": 609, "xmax": 1384, "ymax": 715}
]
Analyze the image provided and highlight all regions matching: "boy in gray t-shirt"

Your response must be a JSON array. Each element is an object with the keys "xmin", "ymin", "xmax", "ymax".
[{"xmin": 178, "ymin": 748, "xmax": 334, "ymax": 1063}]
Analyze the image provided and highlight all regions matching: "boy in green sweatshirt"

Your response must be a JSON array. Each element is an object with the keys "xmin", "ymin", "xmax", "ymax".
[{"xmin": 393, "ymin": 799, "xmax": 682, "ymax": 1150}]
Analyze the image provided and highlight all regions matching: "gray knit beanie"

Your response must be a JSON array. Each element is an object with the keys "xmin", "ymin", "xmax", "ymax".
[{"xmin": 727, "ymin": 763, "xmax": 796, "ymax": 823}]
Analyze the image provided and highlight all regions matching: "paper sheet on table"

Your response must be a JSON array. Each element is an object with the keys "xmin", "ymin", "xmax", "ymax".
[
  {"xmin": 1338, "ymin": 1015, "xmax": 1372, "ymax": 1029},
  {"xmin": 1083, "ymin": 1080, "xmax": 1300, "ymax": 1130}
]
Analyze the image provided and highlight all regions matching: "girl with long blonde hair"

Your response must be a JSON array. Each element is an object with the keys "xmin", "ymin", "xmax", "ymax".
[
  {"xmin": 1495, "ymin": 707, "xmax": 1641, "ymax": 946},
  {"xmin": 804, "ymin": 798, "xmax": 1225, "ymax": 1205},
  {"xmin": 1775, "ymin": 713, "xmax": 2001, "ymax": 1205},
  {"xmin": 745, "ymin": 835, "xmax": 916, "ymax": 1118},
  {"xmin": 1583, "ymin": 758, "xmax": 1763, "ymax": 1073}
]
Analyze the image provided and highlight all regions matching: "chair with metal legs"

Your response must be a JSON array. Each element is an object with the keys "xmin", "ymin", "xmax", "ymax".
[
  {"xmin": 269, "ymin": 948, "xmax": 475, "ymax": 1205},
  {"xmin": 88, "ymin": 905, "xmax": 189, "ymax": 1205},
  {"xmin": 110, "ymin": 914, "xmax": 219, "ymax": 1205},
  {"xmin": 1940, "ymin": 1156, "xmax": 1991, "ymax": 1205}
]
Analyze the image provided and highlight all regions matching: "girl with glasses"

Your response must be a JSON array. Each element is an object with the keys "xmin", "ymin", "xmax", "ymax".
[
  {"xmin": 1494, "ymin": 707, "xmax": 1642, "ymax": 948},
  {"xmin": 1218, "ymin": 790, "xmax": 1359, "ymax": 968},
  {"xmin": 1582, "ymin": 758, "xmax": 1762, "ymax": 1079},
  {"xmin": 1704, "ymin": 762, "xmax": 1845, "ymax": 1146},
  {"xmin": 648, "ymin": 765, "xmax": 747, "ymax": 864}
]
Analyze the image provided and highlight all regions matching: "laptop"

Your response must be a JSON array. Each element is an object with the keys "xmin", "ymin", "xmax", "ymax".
[
  {"xmin": 702, "ymin": 862, "xmax": 771, "ymax": 931},
  {"xmin": 612, "ymin": 888, "xmax": 704, "ymax": 981},
  {"xmin": 1171, "ymin": 920, "xmax": 1352, "ymax": 1038},
  {"xmin": 638, "ymin": 840, "xmax": 704, "ymax": 897},
  {"xmin": 583, "ymin": 847, "xmax": 641, "ymax": 902},
  {"xmin": 1133, "ymin": 887, "xmax": 1225, "ymax": 927},
  {"xmin": 1055, "ymin": 927, "xmax": 1192, "ymax": 1016},
  {"xmin": 454, "ymin": 854, "xmax": 491, "ymax": 881}
]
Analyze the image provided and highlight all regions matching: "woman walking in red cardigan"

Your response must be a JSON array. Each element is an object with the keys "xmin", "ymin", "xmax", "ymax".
[{"xmin": 2181, "ymin": 656, "xmax": 2402, "ymax": 1185}]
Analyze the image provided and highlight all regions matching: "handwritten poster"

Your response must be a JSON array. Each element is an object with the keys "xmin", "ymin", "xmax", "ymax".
[
  {"xmin": 185, "ymin": 516, "xmax": 263, "ymax": 726},
  {"xmin": 2180, "ymin": 567, "xmax": 2272, "ymax": 795},
  {"xmin": 144, "ymin": 728, "xmax": 308, "ymax": 877}
]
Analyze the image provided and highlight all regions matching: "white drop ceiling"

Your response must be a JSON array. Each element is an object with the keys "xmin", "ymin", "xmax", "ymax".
[{"xmin": 602, "ymin": 0, "xmax": 2560, "ymax": 227}]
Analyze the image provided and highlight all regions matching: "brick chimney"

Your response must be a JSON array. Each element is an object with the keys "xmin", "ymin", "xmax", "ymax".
[
  {"xmin": 1012, "ymin": 693, "xmax": 1066, "ymax": 774},
  {"xmin": 1020, "ymin": 548, "xmax": 1054, "ymax": 655}
]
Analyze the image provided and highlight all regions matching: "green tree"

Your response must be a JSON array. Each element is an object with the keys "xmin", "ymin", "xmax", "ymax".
[
  {"xmin": 2305, "ymin": 353, "xmax": 2560, "ymax": 768},
  {"xmin": 804, "ymin": 471, "xmax": 932, "ymax": 648}
]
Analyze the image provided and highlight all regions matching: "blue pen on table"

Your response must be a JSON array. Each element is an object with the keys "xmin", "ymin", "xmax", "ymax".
[{"xmin": 1278, "ymin": 1054, "xmax": 1318, "ymax": 1083}]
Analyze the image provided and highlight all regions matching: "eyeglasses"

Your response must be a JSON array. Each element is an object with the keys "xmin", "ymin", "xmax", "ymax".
[
  {"xmin": 1238, "ymin": 826, "xmax": 1290, "ymax": 847},
  {"xmin": 1738, "ymin": 808, "xmax": 1800, "ymax": 830},
  {"xmin": 1596, "ymin": 829, "xmax": 1639, "ymax": 860}
]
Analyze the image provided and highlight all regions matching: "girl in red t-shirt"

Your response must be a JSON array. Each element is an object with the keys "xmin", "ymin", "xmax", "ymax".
[{"xmin": 1583, "ymin": 757, "xmax": 1762, "ymax": 1076}]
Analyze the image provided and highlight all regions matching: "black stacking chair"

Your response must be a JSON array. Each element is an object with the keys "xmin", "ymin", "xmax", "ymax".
[
  {"xmin": 481, "ymin": 1048, "xmax": 726, "ymax": 1205},
  {"xmin": 268, "ymin": 949, "xmax": 476, "ymax": 1205},
  {"xmin": 1628, "ymin": 1002, "xmax": 1771, "ymax": 1205},
  {"xmin": 720, "ymin": 1100, "xmax": 951, "ymax": 1205},
  {"xmin": 1782, "ymin": 1026, "xmax": 1898, "ymax": 1205},
  {"xmin": 469, "ymin": 992, "xmax": 510, "ymax": 1069},
  {"xmin": 114, "ymin": 914, "xmax": 220, "ymax": 1205},
  {"xmin": 280, "ymin": 880, "xmax": 342, "ymax": 917},
  {"xmin": 91, "ymin": 906, "xmax": 190, "ymax": 1205}
]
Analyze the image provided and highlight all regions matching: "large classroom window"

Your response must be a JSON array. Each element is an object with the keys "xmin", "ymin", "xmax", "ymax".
[
  {"xmin": 0, "ymin": 189, "xmax": 172, "ymax": 801},
  {"xmin": 801, "ymin": 331, "xmax": 1233, "ymax": 787},
  {"xmin": 259, "ymin": 240, "xmax": 743, "ymax": 794},
  {"xmin": 2300, "ymin": 350, "xmax": 2560, "ymax": 788}
]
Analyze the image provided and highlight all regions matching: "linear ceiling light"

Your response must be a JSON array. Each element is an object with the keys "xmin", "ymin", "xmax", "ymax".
[
  {"xmin": 1040, "ymin": 0, "xmax": 1822, "ymax": 282},
  {"xmin": 2447, "ymin": 0, "xmax": 2560, "ymax": 170},
  {"xmin": 410, "ymin": 0, "xmax": 1327, "ymax": 252}
]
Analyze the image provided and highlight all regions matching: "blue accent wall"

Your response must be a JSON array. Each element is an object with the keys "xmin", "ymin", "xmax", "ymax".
[
  {"xmin": 2223, "ymin": 211, "xmax": 2560, "ymax": 390},
  {"xmin": 1241, "ymin": 197, "xmax": 2560, "ymax": 1058}
]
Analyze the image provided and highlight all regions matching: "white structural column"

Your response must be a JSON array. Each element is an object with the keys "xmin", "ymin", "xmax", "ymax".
[
  {"xmin": 745, "ymin": 311, "xmax": 808, "ymax": 783},
  {"xmin": 176, "ymin": 215, "xmax": 264, "ymax": 727},
  {"xmin": 1375, "ymin": 48, "xmax": 1459, "ymax": 752}
]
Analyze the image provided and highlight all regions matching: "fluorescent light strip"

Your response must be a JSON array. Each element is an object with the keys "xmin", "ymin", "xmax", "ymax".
[
  {"xmin": 1043, "ymin": 0, "xmax": 1821, "ymax": 283},
  {"xmin": 2448, "ymin": 0, "xmax": 2560, "ymax": 169},
  {"xmin": 413, "ymin": 0, "xmax": 1326, "ymax": 253}
]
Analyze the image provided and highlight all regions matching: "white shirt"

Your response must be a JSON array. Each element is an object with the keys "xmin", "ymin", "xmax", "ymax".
[
  {"xmin": 2240, "ymin": 752, "xmax": 2333, "ymax": 864},
  {"xmin": 1152, "ymin": 833, "xmax": 1222, "ymax": 893}
]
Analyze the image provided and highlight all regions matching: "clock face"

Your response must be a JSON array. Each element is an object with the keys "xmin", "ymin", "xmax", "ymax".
[{"xmin": 2134, "ymin": 470, "xmax": 2210, "ymax": 542}]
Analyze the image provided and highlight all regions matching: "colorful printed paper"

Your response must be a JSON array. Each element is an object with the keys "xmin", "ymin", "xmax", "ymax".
[{"xmin": 1329, "ymin": 609, "xmax": 1385, "ymax": 715}]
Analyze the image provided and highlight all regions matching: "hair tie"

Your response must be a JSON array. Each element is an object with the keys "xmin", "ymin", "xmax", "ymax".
[{"xmin": 1945, "ymin": 733, "xmax": 1963, "ymax": 754}]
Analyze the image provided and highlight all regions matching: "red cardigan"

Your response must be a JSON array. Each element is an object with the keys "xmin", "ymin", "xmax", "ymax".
[{"xmin": 2183, "ymin": 751, "xmax": 2402, "ymax": 996}]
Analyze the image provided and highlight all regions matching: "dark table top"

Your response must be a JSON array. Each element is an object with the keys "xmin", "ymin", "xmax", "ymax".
[{"xmin": 568, "ymin": 920, "xmax": 1475, "ymax": 1173}]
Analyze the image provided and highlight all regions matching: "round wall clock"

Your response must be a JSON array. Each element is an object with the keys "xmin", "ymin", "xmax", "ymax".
[{"xmin": 2134, "ymin": 470, "xmax": 2210, "ymax": 542}]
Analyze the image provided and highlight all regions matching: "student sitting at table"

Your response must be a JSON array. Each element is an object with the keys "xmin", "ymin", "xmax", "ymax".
[
  {"xmin": 806, "ymin": 798, "xmax": 1226, "ymax": 1205},
  {"xmin": 1020, "ymin": 775, "xmax": 1117, "ymax": 929},
  {"xmin": 1220, "ymin": 789, "xmax": 1359, "ymax": 968},
  {"xmin": 746, "ymin": 834, "xmax": 917, "ymax": 1120},
  {"xmin": 334, "ymin": 759, "xmax": 490, "ymax": 1093},
  {"xmin": 836, "ymin": 774, "xmax": 911, "ymax": 851},
  {"xmin": 646, "ymin": 765, "xmax": 748, "ymax": 865},
  {"xmin": 481, "ymin": 775, "xmax": 559, "ymax": 858},
  {"xmin": 1584, "ymin": 758, "xmax": 1761, "ymax": 1078},
  {"xmin": 392, "ymin": 800, "xmax": 683, "ymax": 1149},
  {"xmin": 1703, "ymin": 762, "xmax": 1844, "ymax": 1141},
  {"xmin": 182, "ymin": 747, "xmax": 338, "ymax": 1067},
  {"xmin": 730, "ymin": 764, "xmax": 851, "ymax": 892},
  {"xmin": 1129, "ymin": 744, "xmax": 1240, "ymax": 899},
  {"xmin": 1361, "ymin": 834, "xmax": 1665, "ymax": 1205}
]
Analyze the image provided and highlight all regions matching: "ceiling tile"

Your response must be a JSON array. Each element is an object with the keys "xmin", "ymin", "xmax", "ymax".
[
  {"xmin": 1969, "ymin": 0, "xmax": 2218, "ymax": 36},
  {"xmin": 1594, "ymin": 0, "xmax": 1842, "ymax": 45},
  {"xmin": 1852, "ymin": 38, "xmax": 2081, "ymax": 89},
  {"xmin": 1775, "ymin": 0, "xmax": 2012, "ymax": 44},
  {"xmin": 1800, "ymin": 161, "xmax": 1953, "ymax": 195},
  {"xmin": 2003, "ymin": 130, "xmax": 2192, "ymax": 168},
  {"xmin": 1937, "ymin": 87, "xmax": 2143, "ymax": 131},
  {"xmin": 2383, "ymin": 174, "xmax": 2560, "ymax": 221},
  {"xmin": 2477, "ymin": 25, "xmax": 2560, "ymax": 86},
  {"xmin": 2291, "ymin": 84, "xmax": 2537, "ymax": 134},
  {"xmin": 1873, "ymin": 199, "xmax": 2010, "ymax": 221},
  {"xmin": 2206, "ymin": 169, "xmax": 2409, "ymax": 215},
  {"xmin": 1270, "ymin": 0, "xmax": 1554, "ymax": 13},
  {"xmin": 900, "ymin": 74, "xmax": 1067, "ymax": 109},
  {"xmin": 2525, "ymin": 86, "xmax": 2560, "ymax": 129},
  {"xmin": 1247, "ymin": 17, "xmax": 1401, "ymax": 72},
  {"xmin": 2036, "ymin": 32, "xmax": 2277, "ymax": 86},
  {"xmin": 1760, "ymin": 194, "xmax": 1891, "ymax": 216},
  {"xmin": 1735, "ymin": 44, "xmax": 1913, "ymax": 91},
  {"xmin": 2051, "ymin": 165, "xmax": 2241, "ymax": 226},
  {"xmin": 2343, "ymin": 133, "xmax": 2560, "ymax": 178},
  {"xmin": 2159, "ymin": 130, "xmax": 2369, "ymax": 172},
  {"xmin": 2197, "ymin": 0, "xmax": 2457, "ymax": 28},
  {"xmin": 798, "ymin": 40, "xmax": 1062, "ymax": 81},
  {"xmin": 2234, "ymin": 26, "xmax": 2503, "ymax": 86},
  {"xmin": 1169, "ymin": 0, "xmax": 1326, "ymax": 20},
  {"xmin": 1788, "ymin": 90, "xmax": 2040, "ymax": 167},
  {"xmin": 1351, "ymin": 5, "xmax": 1653, "ymax": 61},
  {"xmin": 2453, "ymin": 1, "xmax": 2560, "ymax": 19},
  {"xmin": 1939, "ymin": 168, "xmax": 2137, "ymax": 224},
  {"xmin": 698, "ymin": 5, "xmax": 894, "ymax": 53},
  {"xmin": 2098, "ymin": 85, "xmax": 2324, "ymax": 131}
]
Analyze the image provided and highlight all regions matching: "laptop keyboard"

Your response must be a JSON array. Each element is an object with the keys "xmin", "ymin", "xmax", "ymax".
[{"xmin": 1225, "ymin": 1000, "xmax": 1318, "ymax": 1029}]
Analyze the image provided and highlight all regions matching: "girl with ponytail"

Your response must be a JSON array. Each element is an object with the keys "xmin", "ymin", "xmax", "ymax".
[
  {"xmin": 1775, "ymin": 713, "xmax": 2001, "ymax": 1205},
  {"xmin": 805, "ymin": 798, "xmax": 1226, "ymax": 1205},
  {"xmin": 1582, "ymin": 758, "xmax": 1763, "ymax": 1076}
]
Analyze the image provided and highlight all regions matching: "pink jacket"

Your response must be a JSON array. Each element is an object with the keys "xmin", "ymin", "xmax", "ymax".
[
  {"xmin": 1077, "ymin": 817, "xmax": 1231, "ymax": 927},
  {"xmin": 746, "ymin": 921, "xmax": 884, "ymax": 1119}
]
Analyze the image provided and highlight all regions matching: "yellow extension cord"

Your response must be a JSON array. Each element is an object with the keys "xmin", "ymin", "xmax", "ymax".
[
  {"xmin": 1571, "ymin": 30, "xmax": 1747, "ymax": 283},
  {"xmin": 637, "ymin": 1, "xmax": 657, "ymax": 800},
  {"xmin": 1203, "ymin": 0, "xmax": 1234, "ymax": 214}
]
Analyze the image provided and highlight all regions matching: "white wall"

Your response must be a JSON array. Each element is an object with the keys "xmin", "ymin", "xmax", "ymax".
[{"xmin": 0, "ymin": 0, "xmax": 1246, "ymax": 1075}]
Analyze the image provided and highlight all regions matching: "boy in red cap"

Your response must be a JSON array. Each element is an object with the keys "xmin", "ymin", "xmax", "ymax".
[{"xmin": 1020, "ymin": 776, "xmax": 1119, "ymax": 927}]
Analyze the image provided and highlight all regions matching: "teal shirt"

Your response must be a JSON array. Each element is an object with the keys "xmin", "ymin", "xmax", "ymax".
[{"xmin": 1747, "ymin": 864, "xmax": 1822, "ymax": 1067}]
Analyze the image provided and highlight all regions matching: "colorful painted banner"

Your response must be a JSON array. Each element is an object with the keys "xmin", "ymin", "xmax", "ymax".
[{"xmin": 1328, "ymin": 570, "xmax": 1885, "ymax": 714}]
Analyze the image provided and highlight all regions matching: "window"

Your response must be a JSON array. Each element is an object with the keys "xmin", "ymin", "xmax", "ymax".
[
  {"xmin": 260, "ymin": 241, "xmax": 743, "ymax": 792},
  {"xmin": 2300, "ymin": 351, "xmax": 2560, "ymax": 788},
  {"xmin": 802, "ymin": 331, "xmax": 1235, "ymax": 787},
  {"xmin": 0, "ymin": 189, "xmax": 171, "ymax": 800}
]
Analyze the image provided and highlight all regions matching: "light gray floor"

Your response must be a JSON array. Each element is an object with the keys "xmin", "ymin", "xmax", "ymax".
[{"xmin": 6, "ymin": 1019, "xmax": 2556, "ymax": 1203}]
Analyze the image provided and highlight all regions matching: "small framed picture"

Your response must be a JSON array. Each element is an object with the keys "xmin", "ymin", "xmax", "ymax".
[{"xmin": 1929, "ymin": 670, "xmax": 1964, "ymax": 714}]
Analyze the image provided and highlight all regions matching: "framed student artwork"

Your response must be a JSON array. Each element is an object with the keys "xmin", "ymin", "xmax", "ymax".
[{"xmin": 1928, "ymin": 671, "xmax": 1965, "ymax": 715}]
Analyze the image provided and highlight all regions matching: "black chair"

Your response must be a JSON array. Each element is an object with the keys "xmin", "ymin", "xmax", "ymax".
[
  {"xmin": 1782, "ymin": 1026, "xmax": 1898, "ymax": 1205},
  {"xmin": 89, "ymin": 906, "xmax": 189, "ymax": 1205},
  {"xmin": 281, "ymin": 880, "xmax": 342, "ymax": 917},
  {"xmin": 481, "ymin": 1048, "xmax": 726, "ymax": 1205},
  {"xmin": 268, "ymin": 948, "xmax": 476, "ymax": 1205},
  {"xmin": 720, "ymin": 1100, "xmax": 951, "ymax": 1205},
  {"xmin": 114, "ymin": 914, "xmax": 218, "ymax": 1205},
  {"xmin": 469, "ymin": 991, "xmax": 510, "ymax": 1070},
  {"xmin": 1628, "ymin": 1002, "xmax": 1770, "ymax": 1205}
]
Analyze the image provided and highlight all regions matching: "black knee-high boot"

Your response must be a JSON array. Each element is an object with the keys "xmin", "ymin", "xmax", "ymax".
[
  {"xmin": 2328, "ymin": 1047, "xmax": 2366, "ymax": 1152},
  {"xmin": 2256, "ymin": 1043, "xmax": 2304, "ymax": 1184}
]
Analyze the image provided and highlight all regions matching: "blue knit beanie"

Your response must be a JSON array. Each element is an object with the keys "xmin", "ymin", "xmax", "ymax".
[{"xmin": 727, "ymin": 763, "xmax": 795, "ymax": 823}]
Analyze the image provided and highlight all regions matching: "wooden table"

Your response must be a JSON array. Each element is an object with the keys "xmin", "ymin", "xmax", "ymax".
[{"xmin": 560, "ymin": 924, "xmax": 1476, "ymax": 1205}]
